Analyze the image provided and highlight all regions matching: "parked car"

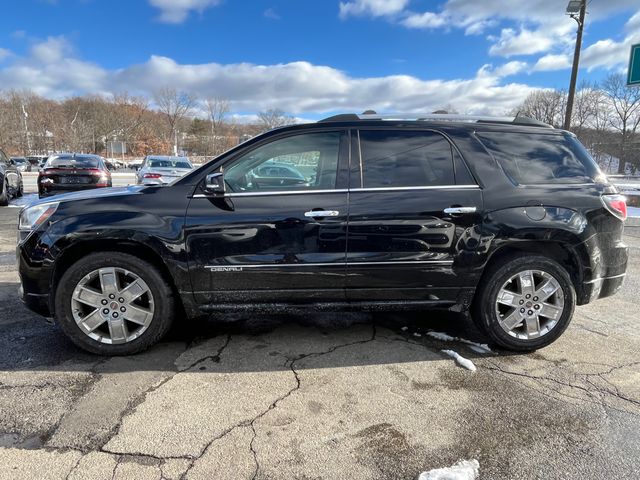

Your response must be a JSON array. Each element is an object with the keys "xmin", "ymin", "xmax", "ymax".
[
  {"xmin": 38, "ymin": 153, "xmax": 112, "ymax": 198},
  {"xmin": 128, "ymin": 159, "xmax": 143, "ymax": 171},
  {"xmin": 27, "ymin": 155, "xmax": 49, "ymax": 170},
  {"xmin": 10, "ymin": 157, "xmax": 30, "ymax": 173},
  {"xmin": 136, "ymin": 156, "xmax": 193, "ymax": 185},
  {"xmin": 0, "ymin": 148, "xmax": 23, "ymax": 205},
  {"xmin": 17, "ymin": 113, "xmax": 628, "ymax": 355}
]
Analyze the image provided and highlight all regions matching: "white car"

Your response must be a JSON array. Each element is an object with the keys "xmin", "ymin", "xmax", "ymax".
[{"xmin": 137, "ymin": 156, "xmax": 194, "ymax": 185}]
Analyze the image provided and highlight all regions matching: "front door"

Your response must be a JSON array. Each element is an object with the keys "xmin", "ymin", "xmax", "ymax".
[
  {"xmin": 185, "ymin": 130, "xmax": 349, "ymax": 305},
  {"xmin": 346, "ymin": 129, "xmax": 483, "ymax": 304}
]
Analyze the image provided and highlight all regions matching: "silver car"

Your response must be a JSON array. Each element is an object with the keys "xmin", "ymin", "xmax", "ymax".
[{"xmin": 137, "ymin": 156, "xmax": 194, "ymax": 185}]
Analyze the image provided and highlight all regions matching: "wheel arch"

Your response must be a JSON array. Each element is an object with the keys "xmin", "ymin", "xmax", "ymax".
[
  {"xmin": 477, "ymin": 240, "xmax": 586, "ymax": 305},
  {"xmin": 49, "ymin": 239, "xmax": 184, "ymax": 317}
]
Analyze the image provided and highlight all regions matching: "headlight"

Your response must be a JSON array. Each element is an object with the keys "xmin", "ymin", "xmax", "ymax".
[{"xmin": 19, "ymin": 202, "xmax": 59, "ymax": 231}]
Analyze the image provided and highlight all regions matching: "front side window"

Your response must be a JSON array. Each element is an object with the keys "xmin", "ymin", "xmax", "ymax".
[
  {"xmin": 359, "ymin": 130, "xmax": 456, "ymax": 188},
  {"xmin": 224, "ymin": 132, "xmax": 341, "ymax": 192}
]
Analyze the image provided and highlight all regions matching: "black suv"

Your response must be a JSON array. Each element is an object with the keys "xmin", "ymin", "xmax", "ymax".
[{"xmin": 17, "ymin": 114, "xmax": 629, "ymax": 355}]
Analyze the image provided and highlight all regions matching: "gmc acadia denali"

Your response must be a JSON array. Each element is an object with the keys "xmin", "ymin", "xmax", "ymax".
[{"xmin": 17, "ymin": 113, "xmax": 629, "ymax": 355}]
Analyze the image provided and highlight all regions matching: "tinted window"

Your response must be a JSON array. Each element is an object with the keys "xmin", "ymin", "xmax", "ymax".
[
  {"xmin": 149, "ymin": 159, "xmax": 192, "ymax": 169},
  {"xmin": 477, "ymin": 132, "xmax": 601, "ymax": 184},
  {"xmin": 225, "ymin": 132, "xmax": 341, "ymax": 192},
  {"xmin": 359, "ymin": 131, "xmax": 455, "ymax": 188},
  {"xmin": 46, "ymin": 156, "xmax": 101, "ymax": 169}
]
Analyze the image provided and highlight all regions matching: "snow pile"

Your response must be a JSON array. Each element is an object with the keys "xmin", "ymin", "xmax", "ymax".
[
  {"xmin": 441, "ymin": 350, "xmax": 476, "ymax": 372},
  {"xmin": 418, "ymin": 459, "xmax": 480, "ymax": 480},
  {"xmin": 426, "ymin": 331, "xmax": 493, "ymax": 354}
]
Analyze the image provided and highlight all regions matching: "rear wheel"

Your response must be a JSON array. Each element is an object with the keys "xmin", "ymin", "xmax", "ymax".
[
  {"xmin": 473, "ymin": 255, "xmax": 575, "ymax": 351},
  {"xmin": 55, "ymin": 252, "xmax": 175, "ymax": 355}
]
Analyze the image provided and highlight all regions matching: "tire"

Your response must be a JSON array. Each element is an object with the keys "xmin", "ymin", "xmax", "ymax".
[
  {"xmin": 55, "ymin": 252, "xmax": 175, "ymax": 355},
  {"xmin": 16, "ymin": 182, "xmax": 23, "ymax": 197},
  {"xmin": 472, "ymin": 254, "xmax": 576, "ymax": 351},
  {"xmin": 0, "ymin": 179, "xmax": 8, "ymax": 206}
]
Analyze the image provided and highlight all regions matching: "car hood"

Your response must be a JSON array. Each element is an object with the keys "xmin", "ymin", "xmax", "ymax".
[{"xmin": 29, "ymin": 185, "xmax": 147, "ymax": 207}]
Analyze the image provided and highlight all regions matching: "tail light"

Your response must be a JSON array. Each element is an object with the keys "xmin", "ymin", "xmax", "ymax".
[
  {"xmin": 143, "ymin": 173, "xmax": 162, "ymax": 179},
  {"xmin": 602, "ymin": 194, "xmax": 627, "ymax": 221}
]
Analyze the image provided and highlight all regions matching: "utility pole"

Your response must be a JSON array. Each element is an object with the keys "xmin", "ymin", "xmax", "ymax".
[{"xmin": 563, "ymin": 0, "xmax": 587, "ymax": 131}]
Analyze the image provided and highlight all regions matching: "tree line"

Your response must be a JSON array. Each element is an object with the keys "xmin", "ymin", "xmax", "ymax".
[
  {"xmin": 0, "ymin": 87, "xmax": 295, "ymax": 160},
  {"xmin": 2, "ymin": 73, "xmax": 639, "ymax": 173},
  {"xmin": 511, "ymin": 73, "xmax": 640, "ymax": 175}
]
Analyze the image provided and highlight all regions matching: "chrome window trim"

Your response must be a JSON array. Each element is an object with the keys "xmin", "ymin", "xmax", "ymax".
[
  {"xmin": 192, "ymin": 184, "xmax": 479, "ymax": 198},
  {"xmin": 350, "ymin": 185, "xmax": 479, "ymax": 192},
  {"xmin": 205, "ymin": 260, "xmax": 454, "ymax": 269}
]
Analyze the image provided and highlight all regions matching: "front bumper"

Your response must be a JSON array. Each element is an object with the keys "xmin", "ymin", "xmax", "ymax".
[{"xmin": 19, "ymin": 283, "xmax": 51, "ymax": 317}]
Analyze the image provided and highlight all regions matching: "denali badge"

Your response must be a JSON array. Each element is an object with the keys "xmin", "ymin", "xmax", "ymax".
[{"xmin": 207, "ymin": 266, "xmax": 243, "ymax": 272}]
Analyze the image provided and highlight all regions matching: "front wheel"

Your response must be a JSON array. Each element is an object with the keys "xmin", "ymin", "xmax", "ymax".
[
  {"xmin": 55, "ymin": 252, "xmax": 175, "ymax": 355},
  {"xmin": 473, "ymin": 255, "xmax": 576, "ymax": 351}
]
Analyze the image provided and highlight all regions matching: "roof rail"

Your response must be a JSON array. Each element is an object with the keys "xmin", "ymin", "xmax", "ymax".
[{"xmin": 318, "ymin": 113, "xmax": 553, "ymax": 128}]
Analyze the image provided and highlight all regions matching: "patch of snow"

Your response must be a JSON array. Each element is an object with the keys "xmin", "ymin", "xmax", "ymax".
[
  {"xmin": 426, "ymin": 331, "xmax": 493, "ymax": 354},
  {"xmin": 401, "ymin": 326, "xmax": 408, "ymax": 331},
  {"xmin": 441, "ymin": 349, "xmax": 477, "ymax": 372},
  {"xmin": 413, "ymin": 332, "xmax": 422, "ymax": 337},
  {"xmin": 418, "ymin": 459, "xmax": 480, "ymax": 480}
]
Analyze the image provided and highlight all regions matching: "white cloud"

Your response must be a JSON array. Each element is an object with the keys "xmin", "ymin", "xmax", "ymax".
[
  {"xmin": 339, "ymin": 0, "xmax": 409, "ymax": 19},
  {"xmin": 0, "ymin": 38, "xmax": 538, "ymax": 117},
  {"xmin": 489, "ymin": 28, "xmax": 556, "ymax": 57},
  {"xmin": 401, "ymin": 12, "xmax": 448, "ymax": 29},
  {"xmin": 264, "ymin": 8, "xmax": 280, "ymax": 20},
  {"xmin": 533, "ymin": 54, "xmax": 571, "ymax": 71},
  {"xmin": 0, "ymin": 48, "xmax": 11, "ymax": 62},
  {"xmin": 30, "ymin": 36, "xmax": 73, "ymax": 63},
  {"xmin": 339, "ymin": 0, "xmax": 640, "ymax": 72},
  {"xmin": 149, "ymin": 0, "xmax": 221, "ymax": 24}
]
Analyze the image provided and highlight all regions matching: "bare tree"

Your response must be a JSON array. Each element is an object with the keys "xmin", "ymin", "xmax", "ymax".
[
  {"xmin": 205, "ymin": 97, "xmax": 230, "ymax": 156},
  {"xmin": 257, "ymin": 108, "xmax": 295, "ymax": 131},
  {"xmin": 600, "ymin": 73, "xmax": 640, "ymax": 174},
  {"xmin": 154, "ymin": 87, "xmax": 196, "ymax": 155},
  {"xmin": 514, "ymin": 89, "xmax": 566, "ymax": 127}
]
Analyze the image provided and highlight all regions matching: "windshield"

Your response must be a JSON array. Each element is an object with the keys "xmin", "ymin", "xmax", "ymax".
[
  {"xmin": 12, "ymin": 158, "xmax": 26, "ymax": 163},
  {"xmin": 148, "ymin": 159, "xmax": 192, "ymax": 169},
  {"xmin": 46, "ymin": 156, "xmax": 101, "ymax": 169}
]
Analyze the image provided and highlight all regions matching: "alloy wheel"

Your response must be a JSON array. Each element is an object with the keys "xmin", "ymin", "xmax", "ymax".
[
  {"xmin": 494, "ymin": 269, "xmax": 565, "ymax": 340},
  {"xmin": 71, "ymin": 267, "xmax": 155, "ymax": 344}
]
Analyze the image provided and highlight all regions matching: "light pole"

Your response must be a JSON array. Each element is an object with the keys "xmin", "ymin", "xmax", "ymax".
[{"xmin": 563, "ymin": 0, "xmax": 587, "ymax": 131}]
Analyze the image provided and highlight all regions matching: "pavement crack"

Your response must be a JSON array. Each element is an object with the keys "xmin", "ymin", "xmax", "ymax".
[{"xmin": 179, "ymin": 325, "xmax": 378, "ymax": 479}]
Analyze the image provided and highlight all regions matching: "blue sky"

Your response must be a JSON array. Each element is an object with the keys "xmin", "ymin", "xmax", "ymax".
[{"xmin": 0, "ymin": 0, "xmax": 639, "ymax": 120}]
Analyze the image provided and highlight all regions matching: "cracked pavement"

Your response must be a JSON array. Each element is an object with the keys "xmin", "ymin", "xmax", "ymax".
[{"xmin": 1, "ymin": 206, "xmax": 640, "ymax": 480}]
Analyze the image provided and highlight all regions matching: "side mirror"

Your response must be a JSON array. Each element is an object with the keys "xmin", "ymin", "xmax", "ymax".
[{"xmin": 205, "ymin": 172, "xmax": 225, "ymax": 194}]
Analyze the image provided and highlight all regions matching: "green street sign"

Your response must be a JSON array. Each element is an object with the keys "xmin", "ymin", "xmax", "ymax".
[{"xmin": 629, "ymin": 44, "xmax": 640, "ymax": 86}]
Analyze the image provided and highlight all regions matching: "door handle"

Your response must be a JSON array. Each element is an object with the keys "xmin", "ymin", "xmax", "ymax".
[
  {"xmin": 443, "ymin": 206, "xmax": 477, "ymax": 214},
  {"xmin": 304, "ymin": 210, "xmax": 340, "ymax": 218}
]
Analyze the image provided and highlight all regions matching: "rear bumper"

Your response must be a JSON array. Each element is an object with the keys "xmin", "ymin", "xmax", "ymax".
[{"xmin": 577, "ymin": 240, "xmax": 628, "ymax": 304}]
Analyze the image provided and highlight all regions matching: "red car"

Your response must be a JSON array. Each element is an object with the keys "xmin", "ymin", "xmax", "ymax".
[{"xmin": 38, "ymin": 154, "xmax": 112, "ymax": 198}]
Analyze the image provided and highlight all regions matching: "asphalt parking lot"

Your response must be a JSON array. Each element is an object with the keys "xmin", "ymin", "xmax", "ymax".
[{"xmin": 1, "ymin": 187, "xmax": 639, "ymax": 479}]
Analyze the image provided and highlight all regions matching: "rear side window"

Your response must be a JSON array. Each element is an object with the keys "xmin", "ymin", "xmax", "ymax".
[
  {"xmin": 359, "ymin": 130, "xmax": 456, "ymax": 188},
  {"xmin": 477, "ymin": 132, "xmax": 600, "ymax": 185}
]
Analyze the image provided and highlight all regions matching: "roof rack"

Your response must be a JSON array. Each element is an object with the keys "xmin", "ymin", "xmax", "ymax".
[{"xmin": 318, "ymin": 113, "xmax": 553, "ymax": 128}]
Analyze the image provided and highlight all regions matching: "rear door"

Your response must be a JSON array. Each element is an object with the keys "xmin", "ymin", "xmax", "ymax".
[
  {"xmin": 185, "ymin": 130, "xmax": 350, "ymax": 305},
  {"xmin": 346, "ymin": 129, "xmax": 483, "ymax": 303}
]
